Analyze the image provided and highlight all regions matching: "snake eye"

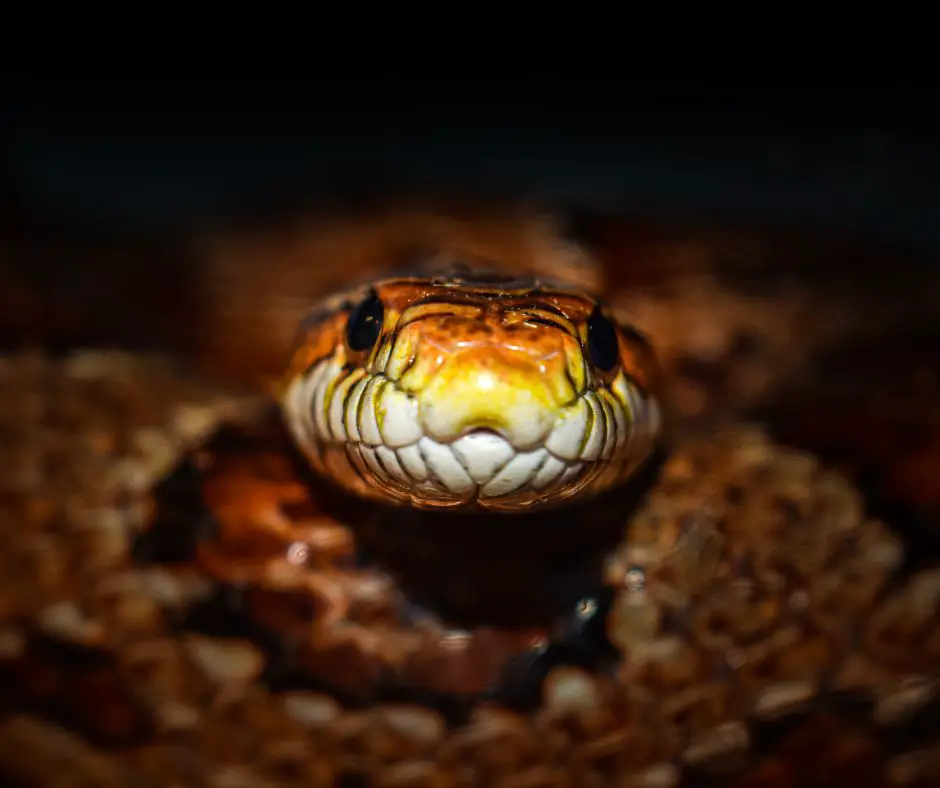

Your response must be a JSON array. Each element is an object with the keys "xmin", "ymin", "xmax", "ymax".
[
  {"xmin": 346, "ymin": 291, "xmax": 385, "ymax": 353},
  {"xmin": 587, "ymin": 307, "xmax": 619, "ymax": 372}
]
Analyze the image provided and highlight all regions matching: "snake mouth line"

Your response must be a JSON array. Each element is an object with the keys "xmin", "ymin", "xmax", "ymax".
[{"xmin": 283, "ymin": 355, "xmax": 659, "ymax": 509}]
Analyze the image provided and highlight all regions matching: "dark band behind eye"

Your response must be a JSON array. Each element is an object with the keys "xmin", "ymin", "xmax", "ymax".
[
  {"xmin": 346, "ymin": 291, "xmax": 385, "ymax": 352},
  {"xmin": 587, "ymin": 307, "xmax": 619, "ymax": 372}
]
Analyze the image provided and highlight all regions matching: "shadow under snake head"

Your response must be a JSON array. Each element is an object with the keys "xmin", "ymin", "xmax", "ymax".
[{"xmin": 281, "ymin": 268, "xmax": 664, "ymax": 512}]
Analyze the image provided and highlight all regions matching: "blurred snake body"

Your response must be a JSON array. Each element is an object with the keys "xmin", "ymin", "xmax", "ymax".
[{"xmin": 281, "ymin": 267, "xmax": 663, "ymax": 512}]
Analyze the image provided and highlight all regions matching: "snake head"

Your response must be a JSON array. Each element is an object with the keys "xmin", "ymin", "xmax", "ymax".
[{"xmin": 281, "ymin": 271, "xmax": 663, "ymax": 512}]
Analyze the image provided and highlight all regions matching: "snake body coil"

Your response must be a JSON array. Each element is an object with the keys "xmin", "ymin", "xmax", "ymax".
[{"xmin": 281, "ymin": 268, "xmax": 663, "ymax": 511}]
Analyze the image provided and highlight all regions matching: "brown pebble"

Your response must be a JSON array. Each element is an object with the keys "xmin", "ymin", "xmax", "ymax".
[
  {"xmin": 682, "ymin": 720, "xmax": 751, "ymax": 769},
  {"xmin": 183, "ymin": 635, "xmax": 264, "ymax": 687},
  {"xmin": 374, "ymin": 759, "xmax": 452, "ymax": 788},
  {"xmin": 439, "ymin": 708, "xmax": 537, "ymax": 775},
  {"xmin": 63, "ymin": 665, "xmax": 152, "ymax": 746},
  {"xmin": 572, "ymin": 727, "xmax": 657, "ymax": 775},
  {"xmin": 887, "ymin": 744, "xmax": 940, "ymax": 786},
  {"xmin": 119, "ymin": 638, "xmax": 209, "ymax": 707},
  {"xmin": 0, "ymin": 714, "xmax": 128, "ymax": 787},
  {"xmin": 281, "ymin": 691, "xmax": 343, "ymax": 729},
  {"xmin": 375, "ymin": 704, "xmax": 446, "ymax": 752},
  {"xmin": 872, "ymin": 676, "xmax": 939, "ymax": 728},
  {"xmin": 493, "ymin": 764, "xmax": 571, "ymax": 788},
  {"xmin": 0, "ymin": 626, "xmax": 26, "ymax": 659},
  {"xmin": 543, "ymin": 666, "xmax": 602, "ymax": 714},
  {"xmin": 622, "ymin": 763, "xmax": 682, "ymax": 788},
  {"xmin": 37, "ymin": 602, "xmax": 107, "ymax": 648}
]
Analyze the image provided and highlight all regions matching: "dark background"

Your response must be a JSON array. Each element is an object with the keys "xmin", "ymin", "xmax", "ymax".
[{"xmin": 3, "ymin": 85, "xmax": 939, "ymax": 254}]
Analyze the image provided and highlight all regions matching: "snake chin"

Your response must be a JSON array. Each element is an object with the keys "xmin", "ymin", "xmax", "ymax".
[{"xmin": 359, "ymin": 429, "xmax": 593, "ymax": 509}]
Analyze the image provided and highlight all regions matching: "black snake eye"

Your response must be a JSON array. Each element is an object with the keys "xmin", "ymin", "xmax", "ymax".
[
  {"xmin": 587, "ymin": 307, "xmax": 619, "ymax": 372},
  {"xmin": 346, "ymin": 291, "xmax": 385, "ymax": 352}
]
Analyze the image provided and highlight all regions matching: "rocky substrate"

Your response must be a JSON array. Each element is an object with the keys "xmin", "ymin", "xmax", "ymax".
[{"xmin": 1, "ymin": 350, "xmax": 939, "ymax": 787}]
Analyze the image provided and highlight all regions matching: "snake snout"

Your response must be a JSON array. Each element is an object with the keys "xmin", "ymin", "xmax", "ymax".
[{"xmin": 415, "ymin": 347, "xmax": 566, "ymax": 451}]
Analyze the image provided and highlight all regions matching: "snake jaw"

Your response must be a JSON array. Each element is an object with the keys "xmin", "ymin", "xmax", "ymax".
[{"xmin": 283, "ymin": 353, "xmax": 660, "ymax": 511}]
